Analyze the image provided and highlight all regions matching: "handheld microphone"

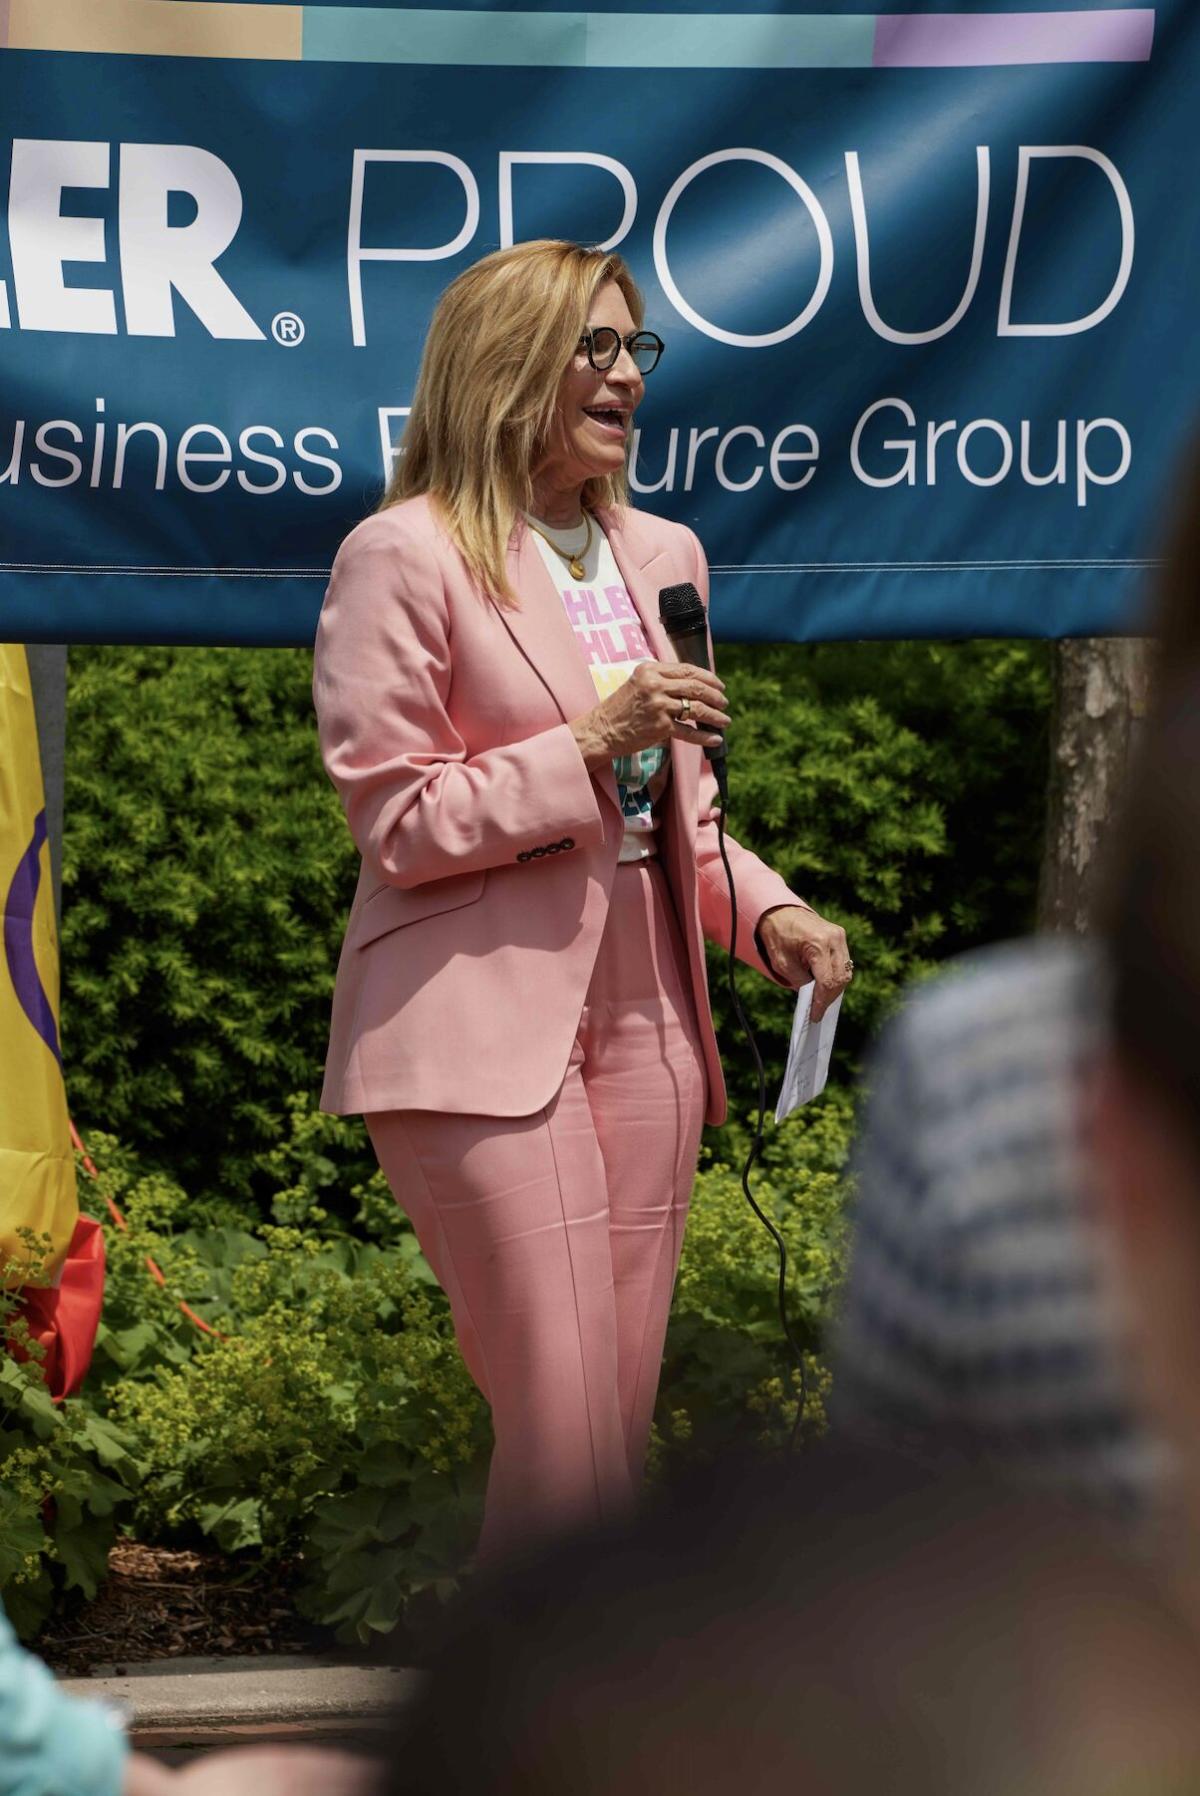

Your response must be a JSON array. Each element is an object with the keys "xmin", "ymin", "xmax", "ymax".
[{"xmin": 658, "ymin": 581, "xmax": 728, "ymax": 789}]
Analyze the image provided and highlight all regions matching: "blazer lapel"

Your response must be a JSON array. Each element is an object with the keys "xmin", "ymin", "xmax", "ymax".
[
  {"xmin": 600, "ymin": 509, "xmax": 676, "ymax": 667},
  {"xmin": 494, "ymin": 524, "xmax": 621, "ymax": 821}
]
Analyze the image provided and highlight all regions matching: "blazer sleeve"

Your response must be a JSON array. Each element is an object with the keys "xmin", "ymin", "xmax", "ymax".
[
  {"xmin": 682, "ymin": 524, "xmax": 814, "ymax": 989},
  {"xmin": 313, "ymin": 514, "xmax": 606, "ymax": 889}
]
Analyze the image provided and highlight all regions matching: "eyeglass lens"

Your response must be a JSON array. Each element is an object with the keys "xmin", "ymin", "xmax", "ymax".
[{"xmin": 588, "ymin": 328, "xmax": 662, "ymax": 373}]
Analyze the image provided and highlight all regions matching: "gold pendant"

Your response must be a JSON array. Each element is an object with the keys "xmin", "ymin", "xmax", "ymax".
[{"xmin": 569, "ymin": 557, "xmax": 586, "ymax": 579}]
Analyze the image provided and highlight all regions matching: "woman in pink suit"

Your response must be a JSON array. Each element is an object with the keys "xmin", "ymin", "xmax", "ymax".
[{"xmin": 313, "ymin": 240, "xmax": 853, "ymax": 1560}]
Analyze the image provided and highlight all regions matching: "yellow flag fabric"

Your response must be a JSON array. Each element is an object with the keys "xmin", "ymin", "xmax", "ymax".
[{"xmin": 0, "ymin": 646, "xmax": 78, "ymax": 1286}]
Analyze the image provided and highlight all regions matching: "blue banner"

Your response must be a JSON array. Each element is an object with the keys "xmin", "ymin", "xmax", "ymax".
[{"xmin": 0, "ymin": 1, "xmax": 1192, "ymax": 644}]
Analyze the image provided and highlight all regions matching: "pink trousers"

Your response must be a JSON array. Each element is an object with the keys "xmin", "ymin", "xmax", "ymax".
[{"xmin": 365, "ymin": 857, "xmax": 708, "ymax": 1562}]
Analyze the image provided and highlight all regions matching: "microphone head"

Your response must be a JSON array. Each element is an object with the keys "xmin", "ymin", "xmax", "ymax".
[{"xmin": 659, "ymin": 581, "xmax": 706, "ymax": 635}]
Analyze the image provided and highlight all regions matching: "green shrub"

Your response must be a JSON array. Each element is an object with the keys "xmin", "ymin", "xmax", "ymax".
[
  {"xmin": 703, "ymin": 638, "xmax": 1050, "ymax": 1127},
  {"xmin": 61, "ymin": 646, "xmax": 366, "ymax": 1211},
  {"xmin": 655, "ymin": 1090, "xmax": 853, "ymax": 1469},
  {"xmin": 72, "ymin": 1116, "xmax": 487, "ymax": 1644}
]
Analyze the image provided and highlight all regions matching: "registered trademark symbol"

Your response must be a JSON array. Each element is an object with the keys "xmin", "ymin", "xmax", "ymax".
[{"xmin": 272, "ymin": 311, "xmax": 305, "ymax": 346}]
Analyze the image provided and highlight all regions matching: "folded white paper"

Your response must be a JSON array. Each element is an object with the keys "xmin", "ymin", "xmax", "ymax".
[{"xmin": 775, "ymin": 985, "xmax": 842, "ymax": 1122}]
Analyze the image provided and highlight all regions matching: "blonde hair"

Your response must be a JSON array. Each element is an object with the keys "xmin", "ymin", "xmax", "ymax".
[{"xmin": 377, "ymin": 239, "xmax": 644, "ymax": 606}]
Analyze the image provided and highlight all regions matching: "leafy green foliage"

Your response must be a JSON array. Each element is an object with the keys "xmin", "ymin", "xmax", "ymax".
[
  {"xmin": 65, "ymin": 1113, "xmax": 487, "ymax": 1643},
  {"xmin": 654, "ymin": 1091, "xmax": 853, "ymax": 1469},
  {"xmin": 61, "ymin": 646, "xmax": 365, "ymax": 1210},
  {"xmin": 0, "ymin": 1236, "xmax": 142, "ymax": 1638},
  {"xmin": 705, "ymin": 639, "xmax": 1050, "ymax": 1127}
]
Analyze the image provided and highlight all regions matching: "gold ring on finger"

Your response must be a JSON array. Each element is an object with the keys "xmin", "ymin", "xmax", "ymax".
[{"xmin": 677, "ymin": 696, "xmax": 692, "ymax": 722}]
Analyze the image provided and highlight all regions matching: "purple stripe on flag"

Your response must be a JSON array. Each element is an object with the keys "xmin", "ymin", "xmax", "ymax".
[
  {"xmin": 873, "ymin": 9, "xmax": 1155, "ymax": 67},
  {"xmin": 3, "ymin": 810, "xmax": 63, "ymax": 1068}
]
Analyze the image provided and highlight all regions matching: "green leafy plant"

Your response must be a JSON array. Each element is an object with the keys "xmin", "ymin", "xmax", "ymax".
[
  {"xmin": 654, "ymin": 1090, "xmax": 853, "ymax": 1470},
  {"xmin": 0, "ymin": 1233, "xmax": 142, "ymax": 1638},
  {"xmin": 68, "ymin": 1120, "xmax": 488, "ymax": 1644},
  {"xmin": 61, "ymin": 646, "xmax": 368, "ymax": 1212},
  {"xmin": 702, "ymin": 638, "xmax": 1050, "ymax": 1127}
]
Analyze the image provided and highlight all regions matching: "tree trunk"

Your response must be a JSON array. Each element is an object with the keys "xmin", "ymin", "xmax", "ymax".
[{"xmin": 1037, "ymin": 637, "xmax": 1151, "ymax": 935}]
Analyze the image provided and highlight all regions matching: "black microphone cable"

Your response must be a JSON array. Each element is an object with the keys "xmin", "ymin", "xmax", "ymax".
[
  {"xmin": 658, "ymin": 579, "xmax": 810, "ymax": 1454},
  {"xmin": 711, "ymin": 765, "xmax": 810, "ymax": 1454}
]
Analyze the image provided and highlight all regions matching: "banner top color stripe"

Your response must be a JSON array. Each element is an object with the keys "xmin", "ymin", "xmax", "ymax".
[
  {"xmin": 2, "ymin": 1, "xmax": 1154, "ymax": 65},
  {"xmin": 303, "ymin": 8, "xmax": 875, "ymax": 65},
  {"xmin": 6, "ymin": 0, "xmax": 302, "ymax": 58},
  {"xmin": 873, "ymin": 9, "xmax": 1154, "ymax": 65}
]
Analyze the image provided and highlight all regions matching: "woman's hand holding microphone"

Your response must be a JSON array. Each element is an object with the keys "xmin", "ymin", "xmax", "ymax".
[
  {"xmin": 568, "ymin": 660, "xmax": 855, "ymax": 1017},
  {"xmin": 568, "ymin": 661, "xmax": 729, "ymax": 770}
]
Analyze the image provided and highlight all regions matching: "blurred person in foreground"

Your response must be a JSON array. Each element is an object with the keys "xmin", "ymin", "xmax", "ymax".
[
  {"xmin": 0, "ymin": 1593, "xmax": 375, "ymax": 1796},
  {"xmin": 382, "ymin": 1448, "xmax": 1200, "ymax": 1796},
  {"xmin": 830, "ymin": 444, "xmax": 1200, "ymax": 1523}
]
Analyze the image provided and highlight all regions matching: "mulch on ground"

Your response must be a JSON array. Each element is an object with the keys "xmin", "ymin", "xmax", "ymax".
[{"xmin": 36, "ymin": 1542, "xmax": 324, "ymax": 1676}]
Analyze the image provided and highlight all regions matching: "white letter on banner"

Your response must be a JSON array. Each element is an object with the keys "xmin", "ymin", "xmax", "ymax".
[
  {"xmin": 177, "ymin": 422, "xmax": 232, "ymax": 493},
  {"xmin": 30, "ymin": 421, "xmax": 84, "ymax": 488},
  {"xmin": 499, "ymin": 152, "xmax": 637, "ymax": 251},
  {"xmin": 113, "ymin": 421, "xmax": 169, "ymax": 490},
  {"xmin": 9, "ymin": 139, "xmax": 116, "ymax": 333},
  {"xmin": 1019, "ymin": 418, "xmax": 1067, "ymax": 487},
  {"xmin": 847, "ymin": 147, "xmax": 989, "ymax": 345},
  {"xmin": 378, "ymin": 407, "xmax": 411, "ymax": 482},
  {"xmin": 770, "ymin": 424, "xmax": 819, "ymax": 491},
  {"xmin": 237, "ymin": 426, "xmax": 287, "ymax": 494},
  {"xmin": 851, "ymin": 397, "xmax": 917, "ymax": 486},
  {"xmin": 999, "ymin": 147, "xmax": 1134, "ymax": 337},
  {"xmin": 654, "ymin": 150, "xmax": 833, "ymax": 348},
  {"xmin": 1076, "ymin": 418, "xmax": 1131, "ymax": 508},
  {"xmin": 628, "ymin": 426, "xmax": 678, "ymax": 495},
  {"xmin": 120, "ymin": 145, "xmax": 263, "ymax": 339},
  {"xmin": 714, "ymin": 425, "xmax": 765, "ymax": 492},
  {"xmin": 349, "ymin": 152, "xmax": 480, "ymax": 348},
  {"xmin": 956, "ymin": 419, "xmax": 1013, "ymax": 486},
  {"xmin": 293, "ymin": 428, "xmax": 342, "ymax": 494}
]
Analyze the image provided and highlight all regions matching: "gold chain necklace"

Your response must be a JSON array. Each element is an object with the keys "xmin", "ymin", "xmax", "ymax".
[{"xmin": 526, "ymin": 510, "xmax": 594, "ymax": 581}]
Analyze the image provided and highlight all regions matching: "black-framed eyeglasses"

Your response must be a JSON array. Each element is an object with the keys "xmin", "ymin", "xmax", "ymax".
[{"xmin": 578, "ymin": 327, "xmax": 665, "ymax": 375}]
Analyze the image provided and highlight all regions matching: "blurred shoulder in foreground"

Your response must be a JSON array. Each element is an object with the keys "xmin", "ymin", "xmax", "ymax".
[{"xmin": 830, "ymin": 936, "xmax": 1168, "ymax": 1519}]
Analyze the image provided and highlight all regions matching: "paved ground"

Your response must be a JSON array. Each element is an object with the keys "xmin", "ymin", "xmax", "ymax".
[{"xmin": 59, "ymin": 1653, "xmax": 421, "ymax": 1762}]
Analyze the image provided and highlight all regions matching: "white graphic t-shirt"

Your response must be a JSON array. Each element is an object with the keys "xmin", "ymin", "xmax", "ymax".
[{"xmin": 527, "ymin": 513, "xmax": 671, "ymax": 860}]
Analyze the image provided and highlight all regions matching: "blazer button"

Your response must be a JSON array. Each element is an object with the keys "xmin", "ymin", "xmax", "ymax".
[
  {"xmin": 561, "ymin": 837, "xmax": 575, "ymax": 850},
  {"xmin": 546, "ymin": 842, "xmax": 560, "ymax": 853},
  {"xmin": 532, "ymin": 845, "xmax": 546, "ymax": 857},
  {"xmin": 517, "ymin": 850, "xmax": 531, "ymax": 862}
]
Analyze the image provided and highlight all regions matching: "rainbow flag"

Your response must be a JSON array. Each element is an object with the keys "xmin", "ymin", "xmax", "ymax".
[{"xmin": 0, "ymin": 647, "xmax": 78, "ymax": 1287}]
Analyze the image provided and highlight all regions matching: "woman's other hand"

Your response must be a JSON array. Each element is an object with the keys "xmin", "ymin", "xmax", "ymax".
[
  {"xmin": 757, "ymin": 906, "xmax": 853, "ymax": 1020},
  {"xmin": 569, "ymin": 661, "xmax": 729, "ymax": 770}
]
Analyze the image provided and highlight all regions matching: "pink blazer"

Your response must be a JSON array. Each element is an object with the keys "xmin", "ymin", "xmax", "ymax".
[{"xmin": 312, "ymin": 494, "xmax": 807, "ymax": 1126}]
